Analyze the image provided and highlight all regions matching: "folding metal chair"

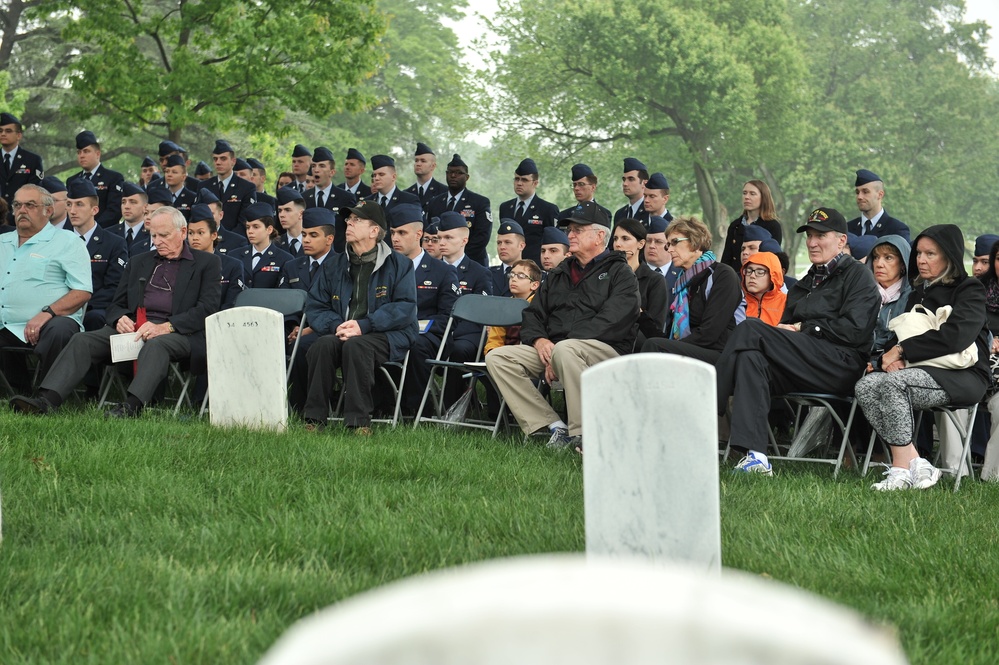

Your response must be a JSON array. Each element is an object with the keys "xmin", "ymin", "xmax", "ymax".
[
  {"xmin": 232, "ymin": 288, "xmax": 308, "ymax": 382},
  {"xmin": 413, "ymin": 294, "xmax": 530, "ymax": 437},
  {"xmin": 330, "ymin": 350, "xmax": 411, "ymax": 428},
  {"xmin": 98, "ymin": 361, "xmax": 195, "ymax": 416}
]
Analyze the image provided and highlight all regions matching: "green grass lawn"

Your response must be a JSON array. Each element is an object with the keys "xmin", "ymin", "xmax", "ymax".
[{"xmin": 1, "ymin": 408, "xmax": 997, "ymax": 663}]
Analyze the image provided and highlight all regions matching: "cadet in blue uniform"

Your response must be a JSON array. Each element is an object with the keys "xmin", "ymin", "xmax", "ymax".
[
  {"xmin": 198, "ymin": 139, "xmax": 257, "ymax": 235},
  {"xmin": 847, "ymin": 169, "xmax": 911, "ymax": 242},
  {"xmin": 151, "ymin": 140, "xmax": 201, "ymax": 191},
  {"xmin": 435, "ymin": 210, "xmax": 493, "ymax": 405},
  {"xmin": 498, "ymin": 158, "xmax": 560, "ymax": 267},
  {"xmin": 66, "ymin": 130, "xmax": 124, "ymax": 229},
  {"xmin": 341, "ymin": 148, "xmax": 371, "ymax": 199},
  {"xmin": 245, "ymin": 158, "xmax": 276, "ymax": 210},
  {"xmin": 304, "ymin": 146, "xmax": 355, "ymax": 254},
  {"xmin": 425, "ymin": 154, "xmax": 493, "ymax": 267},
  {"xmin": 187, "ymin": 203, "xmax": 244, "ymax": 311},
  {"xmin": 387, "ymin": 203, "xmax": 461, "ymax": 413},
  {"xmin": 365, "ymin": 154, "xmax": 421, "ymax": 215},
  {"xmin": 490, "ymin": 220, "xmax": 526, "ymax": 298},
  {"xmin": 614, "ymin": 157, "xmax": 651, "ymax": 225},
  {"xmin": 558, "ymin": 163, "xmax": 611, "ymax": 227},
  {"xmin": 290, "ymin": 144, "xmax": 312, "ymax": 193},
  {"xmin": 196, "ymin": 187, "xmax": 248, "ymax": 257},
  {"xmin": 539, "ymin": 225, "xmax": 570, "ymax": 273},
  {"xmin": 238, "ymin": 202, "xmax": 293, "ymax": 288},
  {"xmin": 160, "ymin": 154, "xmax": 197, "ymax": 219},
  {"xmin": 139, "ymin": 155, "xmax": 160, "ymax": 189},
  {"xmin": 405, "ymin": 142, "xmax": 447, "ymax": 207},
  {"xmin": 642, "ymin": 172, "xmax": 674, "ymax": 225},
  {"xmin": 273, "ymin": 186, "xmax": 306, "ymax": 258},
  {"xmin": 40, "ymin": 175, "xmax": 68, "ymax": 229},
  {"xmin": 65, "ymin": 179, "xmax": 128, "ymax": 330},
  {"xmin": 0, "ymin": 112, "xmax": 44, "ymax": 216},
  {"xmin": 194, "ymin": 160, "xmax": 212, "ymax": 181},
  {"xmin": 106, "ymin": 182, "xmax": 151, "ymax": 256}
]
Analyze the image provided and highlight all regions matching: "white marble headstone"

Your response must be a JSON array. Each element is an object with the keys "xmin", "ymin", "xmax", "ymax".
[
  {"xmin": 256, "ymin": 555, "xmax": 908, "ymax": 665},
  {"xmin": 581, "ymin": 354, "xmax": 720, "ymax": 572},
  {"xmin": 206, "ymin": 306, "xmax": 288, "ymax": 431}
]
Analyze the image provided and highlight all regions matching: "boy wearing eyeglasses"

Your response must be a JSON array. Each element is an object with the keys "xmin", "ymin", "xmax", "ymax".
[
  {"xmin": 485, "ymin": 259, "xmax": 542, "ymax": 355},
  {"xmin": 741, "ymin": 251, "xmax": 786, "ymax": 326}
]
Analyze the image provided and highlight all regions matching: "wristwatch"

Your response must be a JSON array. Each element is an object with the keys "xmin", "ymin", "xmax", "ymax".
[{"xmin": 41, "ymin": 305, "xmax": 55, "ymax": 317}]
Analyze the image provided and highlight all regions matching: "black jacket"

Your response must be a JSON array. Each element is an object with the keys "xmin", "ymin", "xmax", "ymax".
[
  {"xmin": 498, "ymin": 195, "xmax": 560, "ymax": 266},
  {"xmin": 783, "ymin": 253, "xmax": 881, "ymax": 366},
  {"xmin": 884, "ymin": 224, "xmax": 989, "ymax": 404},
  {"xmin": 634, "ymin": 262, "xmax": 669, "ymax": 342},
  {"xmin": 847, "ymin": 210, "xmax": 911, "ymax": 243},
  {"xmin": 662, "ymin": 262, "xmax": 742, "ymax": 350},
  {"xmin": 426, "ymin": 189, "xmax": 492, "ymax": 267},
  {"xmin": 0, "ymin": 146, "xmax": 43, "ymax": 211},
  {"xmin": 521, "ymin": 250, "xmax": 640, "ymax": 356},
  {"xmin": 720, "ymin": 216, "xmax": 783, "ymax": 271},
  {"xmin": 67, "ymin": 164, "xmax": 124, "ymax": 229}
]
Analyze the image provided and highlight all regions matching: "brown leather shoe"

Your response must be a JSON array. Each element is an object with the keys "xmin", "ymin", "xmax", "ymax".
[{"xmin": 353, "ymin": 426, "xmax": 373, "ymax": 436}]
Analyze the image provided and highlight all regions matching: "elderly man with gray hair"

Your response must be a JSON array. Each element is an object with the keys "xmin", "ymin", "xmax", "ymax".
[
  {"xmin": 486, "ymin": 201, "xmax": 640, "ymax": 450},
  {"xmin": 10, "ymin": 206, "xmax": 221, "ymax": 418}
]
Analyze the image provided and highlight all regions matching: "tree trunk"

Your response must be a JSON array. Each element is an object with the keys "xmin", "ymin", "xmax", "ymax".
[{"xmin": 691, "ymin": 160, "xmax": 726, "ymax": 251}]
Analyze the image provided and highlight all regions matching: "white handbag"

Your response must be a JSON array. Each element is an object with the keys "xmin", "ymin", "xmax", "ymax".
[{"xmin": 888, "ymin": 304, "xmax": 978, "ymax": 370}]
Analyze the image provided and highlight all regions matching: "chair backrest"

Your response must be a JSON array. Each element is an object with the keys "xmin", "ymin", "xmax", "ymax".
[
  {"xmin": 450, "ymin": 294, "xmax": 530, "ymax": 327},
  {"xmin": 234, "ymin": 288, "xmax": 307, "ymax": 317}
]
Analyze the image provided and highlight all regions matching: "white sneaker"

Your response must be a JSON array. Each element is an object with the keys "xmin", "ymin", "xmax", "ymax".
[
  {"xmin": 871, "ymin": 465, "xmax": 912, "ymax": 491},
  {"xmin": 733, "ymin": 451, "xmax": 773, "ymax": 476},
  {"xmin": 910, "ymin": 457, "xmax": 941, "ymax": 490}
]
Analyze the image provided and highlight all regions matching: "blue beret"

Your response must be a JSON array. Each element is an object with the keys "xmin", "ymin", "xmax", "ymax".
[
  {"xmin": 760, "ymin": 238, "xmax": 783, "ymax": 255},
  {"xmin": 141, "ymin": 156, "xmax": 157, "ymax": 168},
  {"xmin": 438, "ymin": 211, "xmax": 469, "ymax": 231},
  {"xmin": 120, "ymin": 182, "xmax": 144, "ymax": 198},
  {"xmin": 570, "ymin": 163, "xmax": 594, "ymax": 181},
  {"xmin": 188, "ymin": 204, "xmax": 214, "ymax": 224},
  {"xmin": 346, "ymin": 148, "xmax": 366, "ymax": 164},
  {"xmin": 246, "ymin": 158, "xmax": 265, "ymax": 171},
  {"xmin": 234, "ymin": 158, "xmax": 251, "ymax": 172},
  {"xmin": 146, "ymin": 187, "xmax": 174, "ymax": 205},
  {"xmin": 164, "ymin": 154, "xmax": 186, "ymax": 169},
  {"xmin": 276, "ymin": 187, "xmax": 304, "ymax": 205},
  {"xmin": 975, "ymin": 234, "xmax": 999, "ymax": 257},
  {"xmin": 497, "ymin": 219, "xmax": 525, "ymax": 236},
  {"xmin": 245, "ymin": 202, "xmax": 276, "ymax": 222},
  {"xmin": 850, "ymin": 234, "xmax": 879, "ymax": 260},
  {"xmin": 623, "ymin": 157, "xmax": 647, "ymax": 173},
  {"xmin": 303, "ymin": 207, "xmax": 336, "ymax": 229},
  {"xmin": 341, "ymin": 200, "xmax": 387, "ymax": 230},
  {"xmin": 197, "ymin": 187, "xmax": 220, "ymax": 204},
  {"xmin": 212, "ymin": 139, "xmax": 235, "ymax": 155},
  {"xmin": 75, "ymin": 130, "xmax": 98, "ymax": 150},
  {"xmin": 855, "ymin": 169, "xmax": 882, "ymax": 186},
  {"xmin": 424, "ymin": 218, "xmax": 440, "ymax": 235},
  {"xmin": 313, "ymin": 146, "xmax": 334, "ymax": 163},
  {"xmin": 194, "ymin": 161, "xmax": 212, "ymax": 176},
  {"xmin": 515, "ymin": 158, "xmax": 538, "ymax": 176},
  {"xmin": 415, "ymin": 142, "xmax": 435, "ymax": 156},
  {"xmin": 370, "ymin": 154, "xmax": 395, "ymax": 170},
  {"xmin": 742, "ymin": 224, "xmax": 773, "ymax": 243},
  {"xmin": 40, "ymin": 176, "xmax": 67, "ymax": 194},
  {"xmin": 542, "ymin": 226, "xmax": 569, "ymax": 246},
  {"xmin": 0, "ymin": 112, "xmax": 21, "ymax": 127},
  {"xmin": 292, "ymin": 144, "xmax": 312, "ymax": 158},
  {"xmin": 647, "ymin": 216, "xmax": 669, "ymax": 234},
  {"xmin": 388, "ymin": 203, "xmax": 425, "ymax": 228},
  {"xmin": 67, "ymin": 179, "xmax": 97, "ymax": 199},
  {"xmin": 447, "ymin": 153, "xmax": 468, "ymax": 170},
  {"xmin": 646, "ymin": 172, "xmax": 669, "ymax": 191}
]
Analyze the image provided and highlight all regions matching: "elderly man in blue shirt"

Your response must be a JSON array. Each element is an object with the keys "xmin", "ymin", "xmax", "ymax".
[{"xmin": 0, "ymin": 184, "xmax": 91, "ymax": 389}]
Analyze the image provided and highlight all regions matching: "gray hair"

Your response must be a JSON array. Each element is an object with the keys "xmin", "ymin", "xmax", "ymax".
[
  {"xmin": 19, "ymin": 184, "xmax": 54, "ymax": 208},
  {"xmin": 592, "ymin": 223, "xmax": 611, "ymax": 247},
  {"xmin": 148, "ymin": 205, "xmax": 187, "ymax": 230}
]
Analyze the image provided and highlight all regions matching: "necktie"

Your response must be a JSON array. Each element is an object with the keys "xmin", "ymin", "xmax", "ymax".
[
  {"xmin": 252, "ymin": 252, "xmax": 262, "ymax": 270},
  {"xmin": 655, "ymin": 266, "xmax": 663, "ymax": 275},
  {"xmin": 317, "ymin": 190, "xmax": 325, "ymax": 208},
  {"xmin": 310, "ymin": 261, "xmax": 319, "ymax": 279},
  {"xmin": 380, "ymin": 195, "xmax": 388, "ymax": 209},
  {"xmin": 290, "ymin": 238, "xmax": 299, "ymax": 254},
  {"xmin": 126, "ymin": 227, "xmax": 134, "ymax": 245},
  {"xmin": 448, "ymin": 196, "xmax": 457, "ymax": 211},
  {"xmin": 79, "ymin": 234, "xmax": 86, "ymax": 241},
  {"xmin": 419, "ymin": 185, "xmax": 425, "ymax": 199},
  {"xmin": 217, "ymin": 179, "xmax": 225, "ymax": 197},
  {"xmin": 84, "ymin": 172, "xmax": 92, "ymax": 181},
  {"xmin": 3, "ymin": 153, "xmax": 10, "ymax": 176},
  {"xmin": 864, "ymin": 219, "xmax": 873, "ymax": 235},
  {"xmin": 516, "ymin": 201, "xmax": 525, "ymax": 220}
]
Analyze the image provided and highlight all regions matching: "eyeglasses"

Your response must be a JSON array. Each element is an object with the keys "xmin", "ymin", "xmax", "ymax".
[
  {"xmin": 508, "ymin": 271, "xmax": 533, "ymax": 281},
  {"xmin": 667, "ymin": 237, "xmax": 689, "ymax": 247},
  {"xmin": 743, "ymin": 267, "xmax": 769, "ymax": 277},
  {"xmin": 149, "ymin": 263, "xmax": 173, "ymax": 292},
  {"xmin": 12, "ymin": 201, "xmax": 43, "ymax": 211}
]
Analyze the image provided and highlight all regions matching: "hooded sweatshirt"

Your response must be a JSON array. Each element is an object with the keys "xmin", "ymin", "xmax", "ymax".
[
  {"xmin": 867, "ymin": 233, "xmax": 911, "ymax": 353},
  {"xmin": 741, "ymin": 251, "xmax": 786, "ymax": 326}
]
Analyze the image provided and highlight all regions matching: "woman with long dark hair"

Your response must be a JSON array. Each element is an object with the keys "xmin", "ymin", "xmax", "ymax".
[{"xmin": 720, "ymin": 179, "xmax": 782, "ymax": 271}]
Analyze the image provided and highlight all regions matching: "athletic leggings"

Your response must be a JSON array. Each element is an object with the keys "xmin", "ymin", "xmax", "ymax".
[{"xmin": 855, "ymin": 368, "xmax": 949, "ymax": 447}]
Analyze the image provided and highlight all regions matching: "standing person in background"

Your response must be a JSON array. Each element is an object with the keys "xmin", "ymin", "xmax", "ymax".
[{"xmin": 720, "ymin": 179, "xmax": 782, "ymax": 271}]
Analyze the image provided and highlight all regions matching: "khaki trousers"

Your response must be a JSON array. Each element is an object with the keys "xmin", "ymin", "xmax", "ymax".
[{"xmin": 485, "ymin": 339, "xmax": 619, "ymax": 436}]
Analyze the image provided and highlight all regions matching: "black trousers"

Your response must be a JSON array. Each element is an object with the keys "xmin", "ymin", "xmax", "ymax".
[
  {"xmin": 402, "ymin": 332, "xmax": 443, "ymax": 411},
  {"xmin": 304, "ymin": 333, "xmax": 390, "ymax": 426},
  {"xmin": 0, "ymin": 317, "xmax": 82, "ymax": 392},
  {"xmin": 642, "ymin": 336, "xmax": 722, "ymax": 365},
  {"xmin": 716, "ymin": 319, "xmax": 863, "ymax": 452}
]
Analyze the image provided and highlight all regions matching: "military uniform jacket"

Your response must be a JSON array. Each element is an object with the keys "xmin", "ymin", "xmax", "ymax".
[
  {"xmin": 413, "ymin": 253, "xmax": 461, "ymax": 339},
  {"xmin": 426, "ymin": 189, "xmax": 492, "ymax": 267},
  {"xmin": 0, "ymin": 146, "xmax": 43, "ymax": 210},
  {"xmin": 238, "ymin": 243, "xmax": 293, "ymax": 289},
  {"xmin": 365, "ymin": 187, "xmax": 421, "ymax": 214},
  {"xmin": 198, "ymin": 174, "xmax": 257, "ymax": 235},
  {"xmin": 167, "ymin": 186, "xmax": 198, "ymax": 220},
  {"xmin": 614, "ymin": 201, "xmax": 652, "ymax": 227},
  {"xmin": 405, "ymin": 178, "xmax": 447, "ymax": 208},
  {"xmin": 499, "ymin": 195, "xmax": 560, "ymax": 266},
  {"xmin": 448, "ymin": 254, "xmax": 493, "ymax": 344},
  {"xmin": 342, "ymin": 181, "xmax": 371, "ymax": 199},
  {"xmin": 847, "ymin": 210, "xmax": 911, "ymax": 243},
  {"xmin": 216, "ymin": 227, "xmax": 249, "ymax": 257},
  {"xmin": 106, "ymin": 245, "xmax": 221, "ymax": 374},
  {"xmin": 67, "ymin": 164, "xmax": 124, "ymax": 228},
  {"xmin": 306, "ymin": 242, "xmax": 418, "ymax": 363},
  {"xmin": 273, "ymin": 232, "xmax": 305, "ymax": 258},
  {"xmin": 304, "ymin": 184, "xmax": 356, "ymax": 254},
  {"xmin": 149, "ymin": 174, "xmax": 201, "ymax": 192},
  {"xmin": 490, "ymin": 264, "xmax": 513, "ymax": 299},
  {"xmin": 281, "ymin": 255, "xmax": 323, "ymax": 293},
  {"xmin": 218, "ymin": 253, "xmax": 245, "ymax": 310},
  {"xmin": 82, "ymin": 228, "xmax": 129, "ymax": 313},
  {"xmin": 256, "ymin": 191, "xmax": 277, "ymax": 211},
  {"xmin": 106, "ymin": 221, "xmax": 153, "ymax": 257}
]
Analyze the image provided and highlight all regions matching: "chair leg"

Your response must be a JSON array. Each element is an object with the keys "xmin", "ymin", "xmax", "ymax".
[{"xmin": 954, "ymin": 404, "xmax": 979, "ymax": 492}]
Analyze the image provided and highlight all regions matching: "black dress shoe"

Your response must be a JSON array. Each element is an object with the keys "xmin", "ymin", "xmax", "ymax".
[
  {"xmin": 104, "ymin": 402, "xmax": 142, "ymax": 419},
  {"xmin": 9, "ymin": 395, "xmax": 55, "ymax": 415}
]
